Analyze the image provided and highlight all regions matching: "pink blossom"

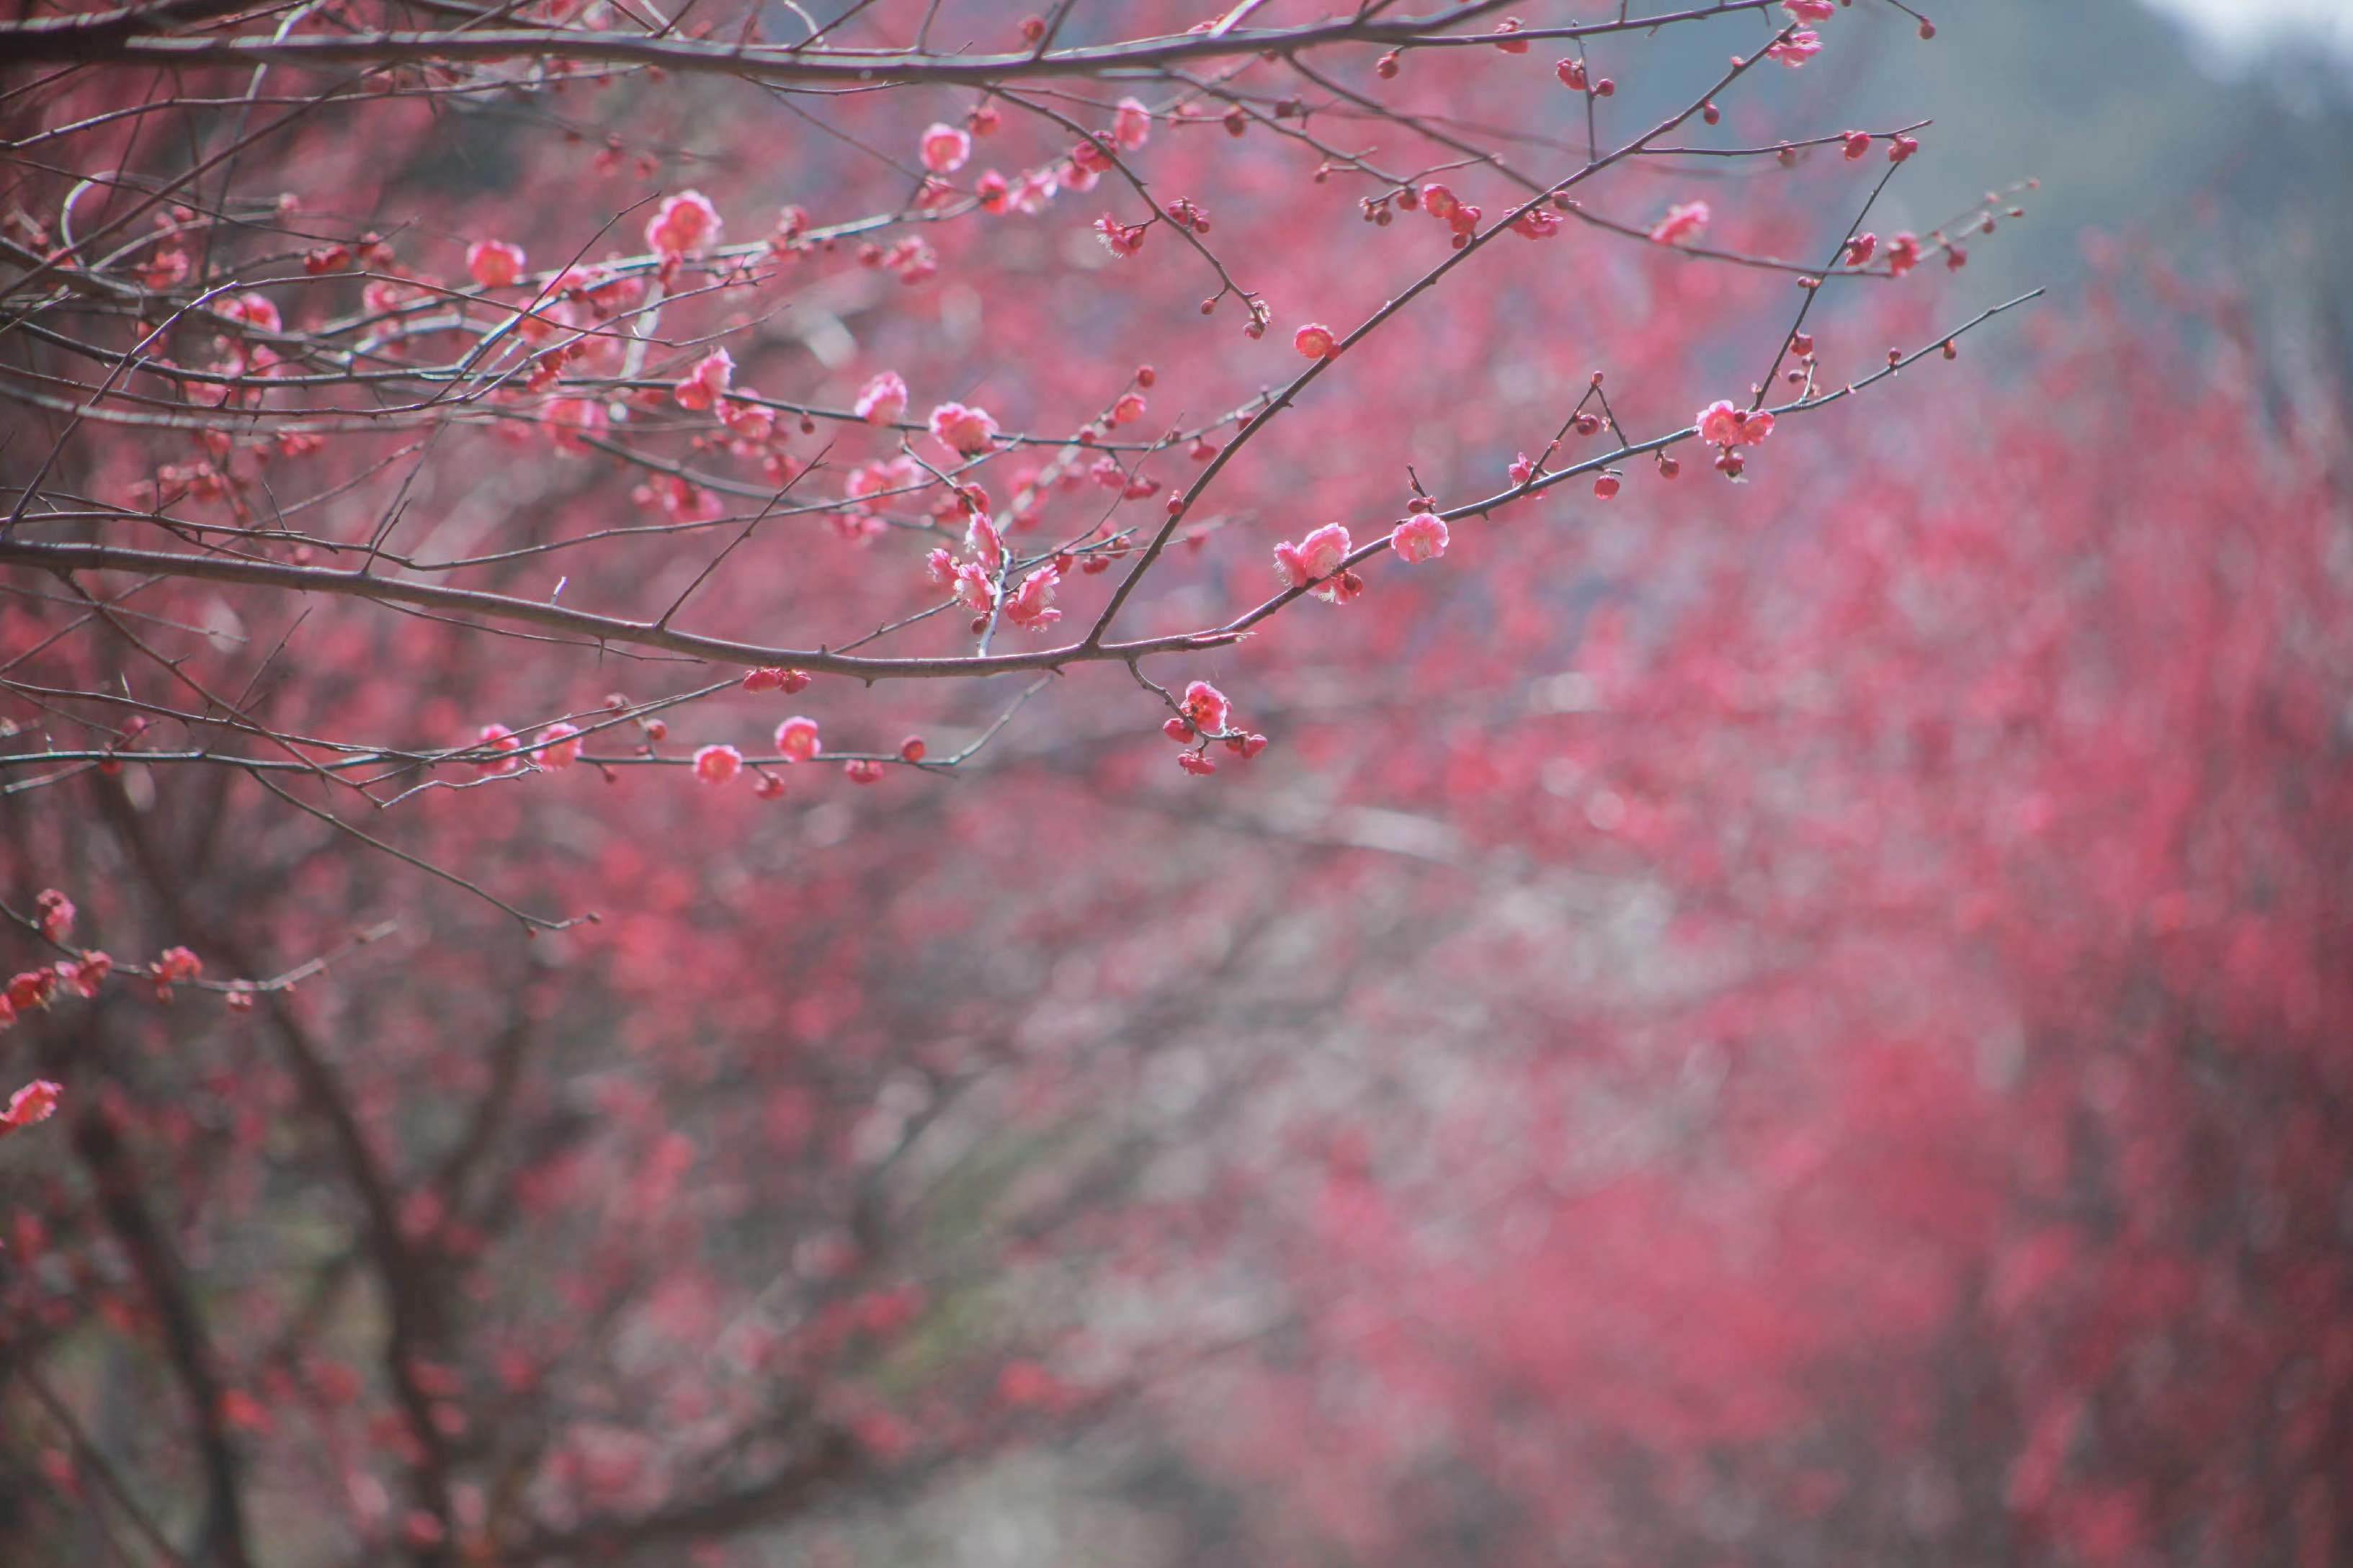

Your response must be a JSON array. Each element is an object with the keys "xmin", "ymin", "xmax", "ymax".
[
  {"xmin": 156, "ymin": 946, "xmax": 204, "ymax": 983},
  {"xmin": 1886, "ymin": 231, "xmax": 1922, "ymax": 277},
  {"xmin": 0, "ymin": 1080, "xmax": 62, "ymax": 1137},
  {"xmin": 774, "ymin": 716, "xmax": 822, "ymax": 761},
  {"xmin": 218, "ymin": 292, "xmax": 281, "ymax": 334},
  {"xmin": 475, "ymin": 723, "xmax": 524, "ymax": 776},
  {"xmin": 1182, "ymin": 681, "xmax": 1231, "ymax": 733},
  {"xmin": 673, "ymin": 348, "xmax": 735, "ymax": 411},
  {"xmin": 535, "ymin": 722, "xmax": 582, "ymax": 769},
  {"xmin": 920, "ymin": 123, "xmax": 971, "ymax": 174},
  {"xmin": 1095, "ymin": 215, "xmax": 1148, "ymax": 260},
  {"xmin": 466, "ymin": 239, "xmax": 526, "ymax": 288},
  {"xmin": 1390, "ymin": 514, "xmax": 1450, "ymax": 564},
  {"xmin": 1274, "ymin": 522, "xmax": 1354, "ymax": 601},
  {"xmin": 1114, "ymin": 97, "xmax": 1153, "ymax": 150},
  {"xmin": 952, "ymin": 562, "xmax": 998, "ymax": 613},
  {"xmin": 1844, "ymin": 232, "xmax": 1878, "ymax": 268},
  {"xmin": 719, "ymin": 392, "xmax": 774, "ymax": 441},
  {"xmin": 975, "ymin": 170, "xmax": 1010, "ymax": 212},
  {"xmin": 884, "ymin": 237, "xmax": 938, "ymax": 284},
  {"xmin": 1782, "ymin": 0, "xmax": 1836, "ymax": 20},
  {"xmin": 7, "ymin": 969, "xmax": 57, "ymax": 1012},
  {"xmin": 966, "ymin": 514, "xmax": 1006, "ymax": 573},
  {"xmin": 1176, "ymin": 751, "xmax": 1217, "ymax": 776},
  {"xmin": 928, "ymin": 402, "xmax": 999, "ymax": 457},
  {"xmin": 645, "ymin": 190, "xmax": 723, "ymax": 257},
  {"xmin": 1004, "ymin": 565, "xmax": 1061, "ymax": 631},
  {"xmin": 1650, "ymin": 200, "xmax": 1710, "ymax": 246},
  {"xmin": 1510, "ymin": 451, "xmax": 1541, "ymax": 486},
  {"xmin": 855, "ymin": 371, "xmax": 908, "ymax": 424},
  {"xmin": 846, "ymin": 455, "xmax": 921, "ymax": 510},
  {"xmin": 692, "ymin": 744, "xmax": 744, "ymax": 786},
  {"xmin": 60, "ymin": 952, "xmax": 110, "ymax": 999},
  {"xmin": 35, "ymin": 889, "xmax": 73, "ymax": 943},
  {"xmin": 1293, "ymin": 323, "xmax": 1339, "ymax": 359},
  {"xmin": 1765, "ymin": 28, "xmax": 1823, "ymax": 66},
  {"xmin": 634, "ymin": 474, "xmax": 724, "ymax": 524}
]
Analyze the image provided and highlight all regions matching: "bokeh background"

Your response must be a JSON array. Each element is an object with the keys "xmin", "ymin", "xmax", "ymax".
[{"xmin": 4, "ymin": 2, "xmax": 2352, "ymax": 1564}]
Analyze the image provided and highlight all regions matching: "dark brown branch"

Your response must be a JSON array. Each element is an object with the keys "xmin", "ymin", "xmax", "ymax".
[
  {"xmin": 0, "ymin": 0, "xmax": 1782, "ymax": 81},
  {"xmin": 0, "ymin": 537, "xmax": 1241, "ymax": 676},
  {"xmin": 37, "ymin": 1011, "xmax": 256, "ymax": 1568}
]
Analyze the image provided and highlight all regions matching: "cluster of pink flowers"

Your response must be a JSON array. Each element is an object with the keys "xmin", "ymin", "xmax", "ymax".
[
  {"xmin": 3, "ymin": 925, "xmax": 221, "ymax": 1036},
  {"xmin": 214, "ymin": 292, "xmax": 281, "ymax": 335},
  {"xmin": 1274, "ymin": 523, "xmax": 1363, "ymax": 604},
  {"xmin": 1765, "ymin": 29, "xmax": 1823, "ymax": 67},
  {"xmin": 929, "ymin": 513, "xmax": 1006, "ymax": 611},
  {"xmin": 673, "ymin": 348, "xmax": 735, "ymax": 412},
  {"xmin": 741, "ymin": 666, "xmax": 813, "ymax": 696},
  {"xmin": 1418, "ymin": 182, "xmax": 1482, "ymax": 246},
  {"xmin": 924, "ymin": 514, "xmax": 1061, "ymax": 631},
  {"xmin": 973, "ymin": 165, "xmax": 1060, "ymax": 217},
  {"xmin": 632, "ymin": 472, "xmax": 724, "ymax": 525},
  {"xmin": 1162, "ymin": 681, "xmax": 1269, "ymax": 776},
  {"xmin": 1553, "ymin": 55, "xmax": 1614, "ymax": 94},
  {"xmin": 0, "ymin": 1079, "xmax": 61, "ymax": 1138},
  {"xmin": 1697, "ymin": 399, "xmax": 1777, "ymax": 478},
  {"xmin": 1697, "ymin": 400, "xmax": 1776, "ymax": 449}
]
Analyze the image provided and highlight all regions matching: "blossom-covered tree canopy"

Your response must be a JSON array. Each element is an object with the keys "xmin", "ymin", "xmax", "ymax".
[{"xmin": 5, "ymin": 1, "xmax": 2350, "ymax": 1565}]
